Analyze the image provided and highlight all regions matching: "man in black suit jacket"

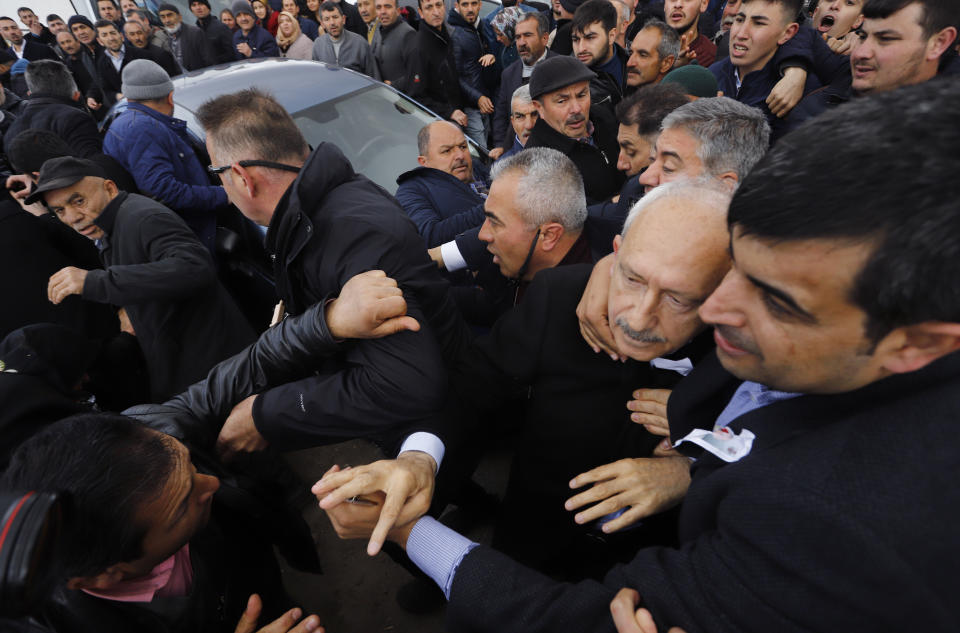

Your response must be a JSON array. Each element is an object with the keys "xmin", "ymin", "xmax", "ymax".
[
  {"xmin": 321, "ymin": 80, "xmax": 960, "ymax": 633},
  {"xmin": 451, "ymin": 179, "xmax": 732, "ymax": 579},
  {"xmin": 94, "ymin": 19, "xmax": 147, "ymax": 107},
  {"xmin": 0, "ymin": 16, "xmax": 60, "ymax": 62}
]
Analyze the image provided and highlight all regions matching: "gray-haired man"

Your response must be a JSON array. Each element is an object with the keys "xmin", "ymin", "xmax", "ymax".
[
  {"xmin": 3, "ymin": 60, "xmax": 101, "ymax": 158},
  {"xmin": 498, "ymin": 84, "xmax": 538, "ymax": 161}
]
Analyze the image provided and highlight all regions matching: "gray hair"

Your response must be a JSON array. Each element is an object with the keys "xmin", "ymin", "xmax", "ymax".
[
  {"xmin": 642, "ymin": 19, "xmax": 681, "ymax": 65},
  {"xmin": 622, "ymin": 177, "xmax": 732, "ymax": 235},
  {"xmin": 490, "ymin": 147, "xmax": 587, "ymax": 232},
  {"xmin": 25, "ymin": 60, "xmax": 78, "ymax": 99},
  {"xmin": 611, "ymin": 0, "xmax": 631, "ymax": 23},
  {"xmin": 661, "ymin": 97, "xmax": 770, "ymax": 180},
  {"xmin": 510, "ymin": 84, "xmax": 532, "ymax": 112}
]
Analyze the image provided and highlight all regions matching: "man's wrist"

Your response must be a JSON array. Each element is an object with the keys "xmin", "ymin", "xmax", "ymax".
[
  {"xmin": 389, "ymin": 516, "xmax": 419, "ymax": 550},
  {"xmin": 397, "ymin": 449, "xmax": 437, "ymax": 476},
  {"xmin": 322, "ymin": 297, "xmax": 347, "ymax": 341}
]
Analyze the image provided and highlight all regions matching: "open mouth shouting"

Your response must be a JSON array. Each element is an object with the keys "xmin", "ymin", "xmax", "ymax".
[{"xmin": 817, "ymin": 13, "xmax": 836, "ymax": 33}]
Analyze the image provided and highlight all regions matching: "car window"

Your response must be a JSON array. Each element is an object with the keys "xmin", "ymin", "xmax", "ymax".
[{"xmin": 292, "ymin": 84, "xmax": 480, "ymax": 194}]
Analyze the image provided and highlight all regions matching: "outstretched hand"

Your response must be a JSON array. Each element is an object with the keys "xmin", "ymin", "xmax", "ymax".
[
  {"xmin": 566, "ymin": 456, "xmax": 691, "ymax": 533},
  {"xmin": 312, "ymin": 451, "xmax": 436, "ymax": 555}
]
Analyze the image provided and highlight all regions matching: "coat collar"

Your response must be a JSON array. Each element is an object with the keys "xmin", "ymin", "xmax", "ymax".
[
  {"xmin": 265, "ymin": 142, "xmax": 355, "ymax": 270},
  {"xmin": 93, "ymin": 191, "xmax": 129, "ymax": 238},
  {"xmin": 528, "ymin": 116, "xmax": 595, "ymax": 153}
]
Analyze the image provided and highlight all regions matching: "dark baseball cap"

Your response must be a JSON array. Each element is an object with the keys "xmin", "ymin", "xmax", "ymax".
[
  {"xmin": 25, "ymin": 156, "xmax": 107, "ymax": 205},
  {"xmin": 528, "ymin": 56, "xmax": 596, "ymax": 100}
]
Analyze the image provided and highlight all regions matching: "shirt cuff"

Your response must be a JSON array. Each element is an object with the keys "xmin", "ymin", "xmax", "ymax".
[
  {"xmin": 398, "ymin": 432, "xmax": 445, "ymax": 473},
  {"xmin": 406, "ymin": 516, "xmax": 478, "ymax": 600},
  {"xmin": 440, "ymin": 240, "xmax": 467, "ymax": 272}
]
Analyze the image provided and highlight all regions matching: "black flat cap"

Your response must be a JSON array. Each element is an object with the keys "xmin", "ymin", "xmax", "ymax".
[
  {"xmin": 25, "ymin": 156, "xmax": 107, "ymax": 205},
  {"xmin": 528, "ymin": 56, "xmax": 596, "ymax": 100}
]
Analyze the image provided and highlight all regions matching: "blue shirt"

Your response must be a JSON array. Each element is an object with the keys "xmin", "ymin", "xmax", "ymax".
[{"xmin": 712, "ymin": 381, "xmax": 800, "ymax": 430}]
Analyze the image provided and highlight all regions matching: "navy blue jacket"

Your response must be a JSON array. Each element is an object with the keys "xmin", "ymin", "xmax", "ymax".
[
  {"xmin": 499, "ymin": 136, "xmax": 524, "ymax": 161},
  {"xmin": 587, "ymin": 173, "xmax": 643, "ymax": 225},
  {"xmin": 711, "ymin": 53, "xmax": 821, "ymax": 144},
  {"xmin": 395, "ymin": 163, "xmax": 489, "ymax": 248},
  {"xmin": 447, "ymin": 8, "xmax": 498, "ymax": 106},
  {"xmin": 298, "ymin": 16, "xmax": 320, "ymax": 40},
  {"xmin": 234, "ymin": 24, "xmax": 279, "ymax": 58},
  {"xmin": 103, "ymin": 102, "xmax": 228, "ymax": 253}
]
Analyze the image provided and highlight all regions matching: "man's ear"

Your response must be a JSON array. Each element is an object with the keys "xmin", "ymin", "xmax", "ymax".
[
  {"xmin": 716, "ymin": 171, "xmax": 739, "ymax": 191},
  {"xmin": 926, "ymin": 26, "xmax": 958, "ymax": 61},
  {"xmin": 416, "ymin": 155, "xmax": 427, "ymax": 166},
  {"xmin": 532, "ymin": 99, "xmax": 545, "ymax": 117},
  {"xmin": 612, "ymin": 233, "xmax": 622, "ymax": 254},
  {"xmin": 72, "ymin": 90, "xmax": 82, "ymax": 102},
  {"xmin": 232, "ymin": 163, "xmax": 257, "ymax": 199},
  {"xmin": 539, "ymin": 222, "xmax": 566, "ymax": 251},
  {"xmin": 778, "ymin": 21, "xmax": 799, "ymax": 45},
  {"xmin": 851, "ymin": 14, "xmax": 864, "ymax": 31},
  {"xmin": 658, "ymin": 54, "xmax": 676, "ymax": 76},
  {"xmin": 878, "ymin": 322, "xmax": 960, "ymax": 375}
]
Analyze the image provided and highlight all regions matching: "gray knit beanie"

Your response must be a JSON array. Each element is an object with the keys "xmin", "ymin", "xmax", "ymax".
[
  {"xmin": 121, "ymin": 59, "xmax": 174, "ymax": 101},
  {"xmin": 232, "ymin": 0, "xmax": 255, "ymax": 17}
]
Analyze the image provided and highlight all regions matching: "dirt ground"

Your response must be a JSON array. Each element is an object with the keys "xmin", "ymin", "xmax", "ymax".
[{"xmin": 278, "ymin": 439, "xmax": 509, "ymax": 633}]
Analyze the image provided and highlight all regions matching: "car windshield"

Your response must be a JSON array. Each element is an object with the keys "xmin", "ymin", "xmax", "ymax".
[{"xmin": 292, "ymin": 84, "xmax": 444, "ymax": 194}]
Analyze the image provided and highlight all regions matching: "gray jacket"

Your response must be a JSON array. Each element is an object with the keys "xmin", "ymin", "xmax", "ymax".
[
  {"xmin": 312, "ymin": 29, "xmax": 380, "ymax": 79},
  {"xmin": 371, "ymin": 19, "xmax": 416, "ymax": 93},
  {"xmin": 281, "ymin": 33, "xmax": 314, "ymax": 60}
]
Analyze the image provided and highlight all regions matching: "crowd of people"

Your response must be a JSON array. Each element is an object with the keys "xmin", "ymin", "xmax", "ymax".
[{"xmin": 0, "ymin": 0, "xmax": 959, "ymax": 630}]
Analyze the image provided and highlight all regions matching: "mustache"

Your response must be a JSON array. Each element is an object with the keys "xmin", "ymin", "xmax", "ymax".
[
  {"xmin": 451, "ymin": 159, "xmax": 469, "ymax": 170},
  {"xmin": 566, "ymin": 113, "xmax": 585, "ymax": 126},
  {"xmin": 615, "ymin": 317, "xmax": 667, "ymax": 344},
  {"xmin": 714, "ymin": 325, "xmax": 762, "ymax": 356}
]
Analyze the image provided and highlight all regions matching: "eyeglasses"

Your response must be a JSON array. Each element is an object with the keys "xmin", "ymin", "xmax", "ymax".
[{"xmin": 207, "ymin": 160, "xmax": 302, "ymax": 175}]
